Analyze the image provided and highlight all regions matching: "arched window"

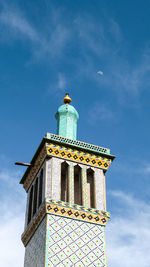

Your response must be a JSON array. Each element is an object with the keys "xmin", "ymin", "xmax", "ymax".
[
  {"xmin": 27, "ymin": 185, "xmax": 33, "ymax": 224},
  {"xmin": 87, "ymin": 168, "xmax": 95, "ymax": 208},
  {"xmin": 74, "ymin": 165, "xmax": 82, "ymax": 205},
  {"xmin": 38, "ymin": 169, "xmax": 43, "ymax": 207},
  {"xmin": 33, "ymin": 179, "xmax": 38, "ymax": 216},
  {"xmin": 61, "ymin": 162, "xmax": 69, "ymax": 202}
]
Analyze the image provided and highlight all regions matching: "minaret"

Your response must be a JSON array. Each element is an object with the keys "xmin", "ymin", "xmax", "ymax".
[
  {"xmin": 55, "ymin": 93, "xmax": 79, "ymax": 139},
  {"xmin": 20, "ymin": 93, "xmax": 115, "ymax": 266}
]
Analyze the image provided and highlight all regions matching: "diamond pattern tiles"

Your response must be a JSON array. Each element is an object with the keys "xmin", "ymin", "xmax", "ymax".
[
  {"xmin": 46, "ymin": 214, "xmax": 106, "ymax": 267},
  {"xmin": 22, "ymin": 200, "xmax": 109, "ymax": 247},
  {"xmin": 22, "ymin": 141, "xmax": 112, "ymax": 192},
  {"xmin": 47, "ymin": 199, "xmax": 110, "ymax": 218},
  {"xmin": 46, "ymin": 202, "xmax": 109, "ymax": 226},
  {"xmin": 46, "ymin": 143, "xmax": 111, "ymax": 170}
]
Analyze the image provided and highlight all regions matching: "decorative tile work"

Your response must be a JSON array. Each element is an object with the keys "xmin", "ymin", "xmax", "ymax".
[
  {"xmin": 22, "ymin": 200, "xmax": 109, "ymax": 246},
  {"xmin": 47, "ymin": 143, "xmax": 110, "ymax": 161},
  {"xmin": 46, "ymin": 144, "xmax": 112, "ymax": 170},
  {"xmin": 21, "ymin": 138, "xmax": 113, "ymax": 192},
  {"xmin": 45, "ymin": 214, "xmax": 107, "ymax": 266},
  {"xmin": 24, "ymin": 146, "xmax": 47, "ymax": 191},
  {"xmin": 46, "ymin": 202, "xmax": 109, "ymax": 226},
  {"xmin": 81, "ymin": 166, "xmax": 88, "ymax": 207},
  {"xmin": 51, "ymin": 157, "xmax": 62, "ymax": 200},
  {"xmin": 22, "ymin": 204, "xmax": 46, "ymax": 246},
  {"xmin": 56, "ymin": 104, "xmax": 79, "ymax": 140},
  {"xmin": 46, "ymin": 132, "xmax": 110, "ymax": 155},
  {"xmin": 46, "ymin": 159, "xmax": 52, "ymax": 198},
  {"xmin": 24, "ymin": 216, "xmax": 46, "ymax": 267},
  {"xmin": 46, "ymin": 199, "xmax": 110, "ymax": 217}
]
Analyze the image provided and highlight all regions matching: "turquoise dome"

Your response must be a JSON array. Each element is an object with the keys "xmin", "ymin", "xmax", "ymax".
[
  {"xmin": 55, "ymin": 104, "xmax": 79, "ymax": 140},
  {"xmin": 57, "ymin": 104, "xmax": 79, "ymax": 118}
]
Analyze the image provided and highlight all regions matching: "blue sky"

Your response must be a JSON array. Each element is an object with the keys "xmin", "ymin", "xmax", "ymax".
[{"xmin": 0, "ymin": 0, "xmax": 150, "ymax": 266}]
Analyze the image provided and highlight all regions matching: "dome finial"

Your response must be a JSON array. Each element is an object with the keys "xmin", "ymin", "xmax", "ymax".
[{"xmin": 63, "ymin": 93, "xmax": 72, "ymax": 104}]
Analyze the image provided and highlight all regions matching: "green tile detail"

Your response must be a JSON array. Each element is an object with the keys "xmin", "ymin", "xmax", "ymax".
[
  {"xmin": 45, "ymin": 214, "xmax": 107, "ymax": 267},
  {"xmin": 55, "ymin": 104, "xmax": 79, "ymax": 140},
  {"xmin": 45, "ymin": 132, "xmax": 111, "ymax": 156}
]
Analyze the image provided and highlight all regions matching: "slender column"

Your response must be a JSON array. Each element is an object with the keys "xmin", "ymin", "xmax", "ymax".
[
  {"xmin": 95, "ymin": 168, "xmax": 105, "ymax": 210},
  {"xmin": 103, "ymin": 171, "xmax": 107, "ymax": 211},
  {"xmin": 41, "ymin": 162, "xmax": 46, "ymax": 201},
  {"xmin": 68, "ymin": 162, "xmax": 74, "ymax": 203},
  {"xmin": 25, "ymin": 187, "xmax": 30, "ymax": 229},
  {"xmin": 81, "ymin": 165, "xmax": 88, "ymax": 207},
  {"xmin": 45, "ymin": 158, "xmax": 52, "ymax": 199},
  {"xmin": 51, "ymin": 158, "xmax": 62, "ymax": 200}
]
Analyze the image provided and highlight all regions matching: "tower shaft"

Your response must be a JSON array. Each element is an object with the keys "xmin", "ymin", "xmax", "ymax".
[{"xmin": 20, "ymin": 94, "xmax": 115, "ymax": 266}]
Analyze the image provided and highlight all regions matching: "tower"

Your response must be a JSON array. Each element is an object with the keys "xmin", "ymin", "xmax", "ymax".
[{"xmin": 20, "ymin": 93, "xmax": 115, "ymax": 266}]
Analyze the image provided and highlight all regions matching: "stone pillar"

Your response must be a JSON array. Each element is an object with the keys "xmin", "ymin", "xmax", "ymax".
[
  {"xmin": 68, "ymin": 162, "xmax": 74, "ymax": 203},
  {"xmin": 94, "ymin": 168, "xmax": 105, "ymax": 210},
  {"xmin": 45, "ymin": 158, "xmax": 52, "ymax": 199},
  {"xmin": 81, "ymin": 165, "xmax": 88, "ymax": 207},
  {"xmin": 103, "ymin": 171, "xmax": 107, "ymax": 211},
  {"xmin": 51, "ymin": 158, "xmax": 62, "ymax": 201}
]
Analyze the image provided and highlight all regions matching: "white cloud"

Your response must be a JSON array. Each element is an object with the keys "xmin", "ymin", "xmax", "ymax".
[
  {"xmin": 0, "ymin": 4, "xmax": 70, "ymax": 62},
  {"xmin": 47, "ymin": 72, "xmax": 67, "ymax": 96},
  {"xmin": 74, "ymin": 14, "xmax": 150, "ymax": 106},
  {"xmin": 107, "ymin": 191, "xmax": 150, "ymax": 267},
  {"xmin": 88, "ymin": 102, "xmax": 117, "ymax": 123},
  {"xmin": 109, "ymin": 19, "xmax": 123, "ymax": 43},
  {"xmin": 58, "ymin": 73, "xmax": 66, "ymax": 91},
  {"xmin": 0, "ymin": 8, "xmax": 38, "ymax": 42},
  {"xmin": 112, "ymin": 159, "xmax": 150, "ymax": 177},
  {"xmin": 0, "ymin": 210, "xmax": 25, "ymax": 267},
  {"xmin": 0, "ymin": 164, "xmax": 25, "ymax": 267},
  {"xmin": 143, "ymin": 164, "xmax": 150, "ymax": 174}
]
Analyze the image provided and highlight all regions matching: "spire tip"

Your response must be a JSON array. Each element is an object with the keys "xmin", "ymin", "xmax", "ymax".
[{"xmin": 63, "ymin": 93, "xmax": 72, "ymax": 104}]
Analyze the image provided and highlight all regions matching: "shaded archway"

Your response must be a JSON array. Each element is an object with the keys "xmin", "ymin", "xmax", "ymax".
[
  {"xmin": 87, "ymin": 168, "xmax": 95, "ymax": 208},
  {"xmin": 61, "ymin": 162, "xmax": 69, "ymax": 202},
  {"xmin": 74, "ymin": 165, "xmax": 82, "ymax": 205}
]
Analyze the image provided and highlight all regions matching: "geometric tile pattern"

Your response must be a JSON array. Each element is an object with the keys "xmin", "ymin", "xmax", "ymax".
[
  {"xmin": 22, "ymin": 200, "xmax": 110, "ymax": 247},
  {"xmin": 46, "ymin": 200, "xmax": 110, "ymax": 218},
  {"xmin": 46, "ymin": 214, "xmax": 107, "ymax": 267},
  {"xmin": 46, "ymin": 143, "xmax": 112, "ymax": 170},
  {"xmin": 46, "ymin": 132, "xmax": 111, "ymax": 155},
  {"xmin": 21, "ymin": 137, "xmax": 114, "ymax": 192},
  {"xmin": 46, "ymin": 202, "xmax": 109, "ymax": 226}
]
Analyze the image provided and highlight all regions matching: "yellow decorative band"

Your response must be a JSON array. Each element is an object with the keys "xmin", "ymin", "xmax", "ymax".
[
  {"xmin": 46, "ymin": 203, "xmax": 109, "ymax": 226},
  {"xmin": 47, "ymin": 199, "xmax": 110, "ymax": 217},
  {"xmin": 22, "ymin": 142, "xmax": 112, "ymax": 192},
  {"xmin": 46, "ymin": 144, "xmax": 111, "ymax": 170},
  {"xmin": 22, "ymin": 200, "xmax": 110, "ymax": 247}
]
